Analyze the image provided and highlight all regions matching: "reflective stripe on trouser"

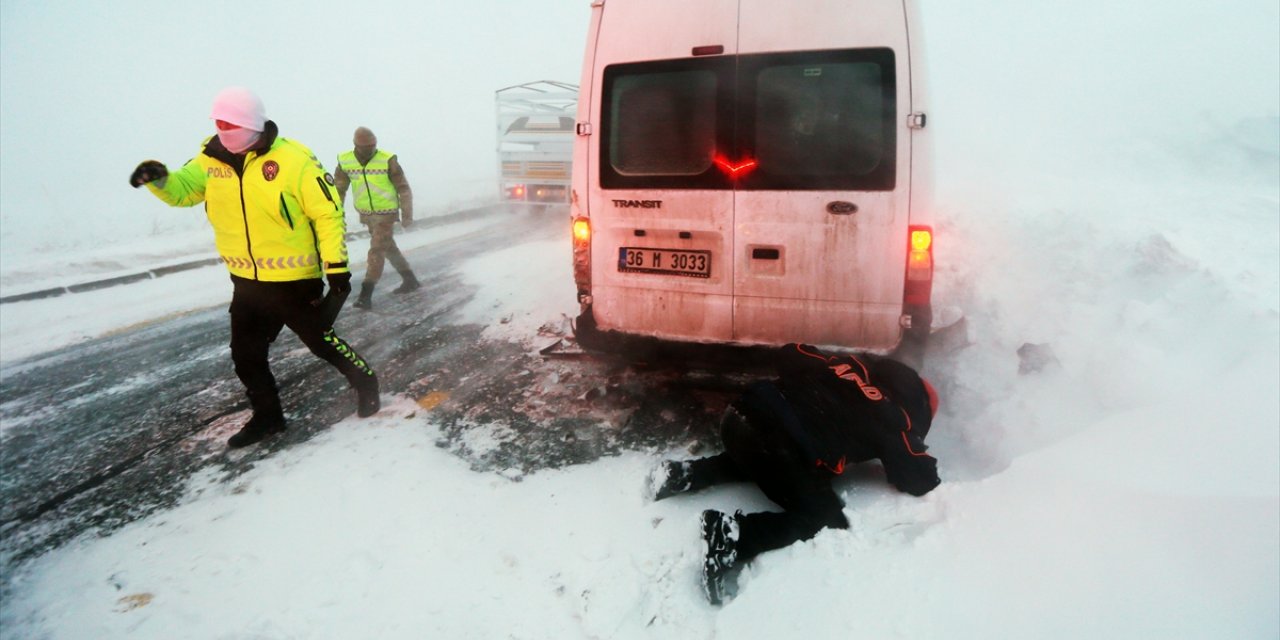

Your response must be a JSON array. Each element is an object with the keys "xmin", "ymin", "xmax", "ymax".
[
  {"xmin": 229, "ymin": 277, "xmax": 377, "ymax": 401},
  {"xmin": 362, "ymin": 214, "xmax": 412, "ymax": 283},
  {"xmin": 323, "ymin": 329, "xmax": 375, "ymax": 377}
]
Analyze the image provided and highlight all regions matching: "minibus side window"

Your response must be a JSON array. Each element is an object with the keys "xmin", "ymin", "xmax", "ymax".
[{"xmin": 610, "ymin": 70, "xmax": 717, "ymax": 176}]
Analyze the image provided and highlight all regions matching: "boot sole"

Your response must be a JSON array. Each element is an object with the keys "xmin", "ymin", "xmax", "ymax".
[{"xmin": 227, "ymin": 425, "xmax": 286, "ymax": 448}]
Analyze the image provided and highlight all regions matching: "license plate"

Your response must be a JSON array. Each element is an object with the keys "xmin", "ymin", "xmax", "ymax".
[{"xmin": 618, "ymin": 247, "xmax": 711, "ymax": 278}]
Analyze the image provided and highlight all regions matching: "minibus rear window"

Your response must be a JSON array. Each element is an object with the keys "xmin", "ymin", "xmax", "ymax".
[
  {"xmin": 748, "ymin": 57, "xmax": 894, "ymax": 190},
  {"xmin": 599, "ymin": 48, "xmax": 895, "ymax": 191},
  {"xmin": 607, "ymin": 69, "xmax": 719, "ymax": 177}
]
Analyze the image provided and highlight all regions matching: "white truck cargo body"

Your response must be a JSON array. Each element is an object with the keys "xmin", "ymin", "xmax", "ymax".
[
  {"xmin": 570, "ymin": 0, "xmax": 934, "ymax": 352},
  {"xmin": 496, "ymin": 80, "xmax": 579, "ymax": 209}
]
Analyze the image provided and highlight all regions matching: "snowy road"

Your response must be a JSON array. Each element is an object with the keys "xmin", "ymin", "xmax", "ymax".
[
  {"xmin": 0, "ymin": 209, "xmax": 507, "ymax": 571},
  {"xmin": 0, "ymin": 209, "xmax": 560, "ymax": 567},
  {"xmin": 0, "ymin": 206, "xmax": 770, "ymax": 581}
]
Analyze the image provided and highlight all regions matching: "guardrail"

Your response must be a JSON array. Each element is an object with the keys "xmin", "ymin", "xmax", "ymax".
[{"xmin": 0, "ymin": 205, "xmax": 500, "ymax": 305}]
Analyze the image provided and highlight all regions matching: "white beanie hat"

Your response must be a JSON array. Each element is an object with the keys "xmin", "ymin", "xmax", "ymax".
[{"xmin": 209, "ymin": 87, "xmax": 266, "ymax": 132}]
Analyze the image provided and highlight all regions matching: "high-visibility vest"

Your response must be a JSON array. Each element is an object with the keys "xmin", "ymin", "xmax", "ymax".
[
  {"xmin": 337, "ymin": 149, "xmax": 399, "ymax": 215},
  {"xmin": 147, "ymin": 135, "xmax": 348, "ymax": 282}
]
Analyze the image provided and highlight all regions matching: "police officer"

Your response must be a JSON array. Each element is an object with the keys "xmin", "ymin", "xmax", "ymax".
[
  {"xmin": 130, "ymin": 87, "xmax": 381, "ymax": 448},
  {"xmin": 648, "ymin": 343, "xmax": 941, "ymax": 604},
  {"xmin": 333, "ymin": 127, "xmax": 420, "ymax": 310}
]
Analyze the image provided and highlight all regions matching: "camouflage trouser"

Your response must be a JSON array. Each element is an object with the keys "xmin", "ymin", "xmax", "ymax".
[{"xmin": 361, "ymin": 214, "xmax": 412, "ymax": 283}]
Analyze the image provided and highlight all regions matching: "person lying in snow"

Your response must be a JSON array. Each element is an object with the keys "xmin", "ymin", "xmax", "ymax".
[{"xmin": 648, "ymin": 343, "xmax": 942, "ymax": 605}]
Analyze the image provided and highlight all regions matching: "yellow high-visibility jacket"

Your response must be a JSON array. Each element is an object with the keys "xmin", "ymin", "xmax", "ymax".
[
  {"xmin": 147, "ymin": 124, "xmax": 348, "ymax": 281},
  {"xmin": 335, "ymin": 149, "xmax": 407, "ymax": 217}
]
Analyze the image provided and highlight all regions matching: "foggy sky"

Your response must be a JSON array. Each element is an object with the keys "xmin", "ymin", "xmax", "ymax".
[
  {"xmin": 1, "ymin": 0, "xmax": 1277, "ymax": 260},
  {"xmin": 0, "ymin": 0, "xmax": 588, "ymax": 256}
]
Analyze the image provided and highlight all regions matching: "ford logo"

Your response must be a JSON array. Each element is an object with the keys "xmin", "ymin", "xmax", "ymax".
[{"xmin": 826, "ymin": 201, "xmax": 858, "ymax": 215}]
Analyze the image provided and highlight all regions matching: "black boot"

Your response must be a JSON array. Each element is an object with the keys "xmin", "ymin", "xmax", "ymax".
[
  {"xmin": 392, "ymin": 272, "xmax": 420, "ymax": 294},
  {"xmin": 701, "ymin": 510, "xmax": 742, "ymax": 605},
  {"xmin": 352, "ymin": 282, "xmax": 374, "ymax": 310},
  {"xmin": 228, "ymin": 390, "xmax": 287, "ymax": 448},
  {"xmin": 351, "ymin": 372, "xmax": 381, "ymax": 417},
  {"xmin": 648, "ymin": 454, "xmax": 744, "ymax": 501},
  {"xmin": 647, "ymin": 460, "xmax": 694, "ymax": 501}
]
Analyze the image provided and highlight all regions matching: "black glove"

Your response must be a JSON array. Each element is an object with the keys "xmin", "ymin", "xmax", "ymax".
[
  {"xmin": 327, "ymin": 271, "xmax": 352, "ymax": 295},
  {"xmin": 882, "ymin": 451, "xmax": 940, "ymax": 497},
  {"xmin": 129, "ymin": 160, "xmax": 168, "ymax": 188}
]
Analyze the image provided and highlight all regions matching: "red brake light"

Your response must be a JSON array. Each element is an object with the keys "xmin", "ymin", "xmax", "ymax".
[{"xmin": 713, "ymin": 154, "xmax": 758, "ymax": 178}]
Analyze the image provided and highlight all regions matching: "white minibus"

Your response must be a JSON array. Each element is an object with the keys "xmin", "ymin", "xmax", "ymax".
[{"xmin": 570, "ymin": 0, "xmax": 934, "ymax": 356}]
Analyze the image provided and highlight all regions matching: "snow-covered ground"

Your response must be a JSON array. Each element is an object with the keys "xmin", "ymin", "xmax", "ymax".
[
  {"xmin": 1, "ymin": 158, "xmax": 1276, "ymax": 637},
  {"xmin": 2, "ymin": 1, "xmax": 1278, "ymax": 638}
]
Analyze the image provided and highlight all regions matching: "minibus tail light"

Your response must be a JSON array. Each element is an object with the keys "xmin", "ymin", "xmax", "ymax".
[
  {"xmin": 904, "ymin": 225, "xmax": 933, "ymax": 306},
  {"xmin": 910, "ymin": 228, "xmax": 932, "ymax": 253},
  {"xmin": 572, "ymin": 218, "xmax": 591, "ymax": 294}
]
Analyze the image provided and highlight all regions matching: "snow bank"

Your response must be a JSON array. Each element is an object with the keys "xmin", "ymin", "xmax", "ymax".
[{"xmin": 453, "ymin": 235, "xmax": 577, "ymax": 345}]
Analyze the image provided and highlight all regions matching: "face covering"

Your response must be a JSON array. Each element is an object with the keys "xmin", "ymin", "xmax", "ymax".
[{"xmin": 218, "ymin": 127, "xmax": 262, "ymax": 154}]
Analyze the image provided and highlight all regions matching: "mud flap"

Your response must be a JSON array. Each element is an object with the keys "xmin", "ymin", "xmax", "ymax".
[
  {"xmin": 892, "ymin": 304, "xmax": 966, "ymax": 368},
  {"xmin": 538, "ymin": 337, "xmax": 592, "ymax": 359},
  {"xmin": 539, "ymin": 309, "xmax": 606, "ymax": 359},
  {"xmin": 928, "ymin": 305, "xmax": 969, "ymax": 355}
]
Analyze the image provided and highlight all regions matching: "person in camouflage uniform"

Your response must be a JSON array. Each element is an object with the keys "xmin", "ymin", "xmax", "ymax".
[{"xmin": 334, "ymin": 126, "xmax": 420, "ymax": 310}]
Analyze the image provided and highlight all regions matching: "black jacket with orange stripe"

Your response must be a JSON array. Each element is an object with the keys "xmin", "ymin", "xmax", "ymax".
[{"xmin": 743, "ymin": 343, "xmax": 941, "ymax": 496}]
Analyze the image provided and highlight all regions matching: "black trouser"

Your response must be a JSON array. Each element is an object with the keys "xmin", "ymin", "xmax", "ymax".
[
  {"xmin": 229, "ymin": 276, "xmax": 375, "ymax": 411},
  {"xmin": 685, "ymin": 383, "xmax": 849, "ymax": 563}
]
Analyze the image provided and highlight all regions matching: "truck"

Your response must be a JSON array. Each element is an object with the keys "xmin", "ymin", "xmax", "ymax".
[{"xmin": 495, "ymin": 80, "xmax": 578, "ymax": 211}]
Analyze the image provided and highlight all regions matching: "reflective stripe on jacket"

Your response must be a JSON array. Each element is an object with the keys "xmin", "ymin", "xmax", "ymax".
[
  {"xmin": 337, "ymin": 149, "xmax": 399, "ymax": 215},
  {"xmin": 146, "ymin": 127, "xmax": 348, "ymax": 282}
]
